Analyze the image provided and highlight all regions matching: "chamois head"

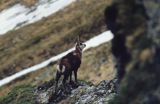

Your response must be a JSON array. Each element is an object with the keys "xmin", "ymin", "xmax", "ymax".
[{"xmin": 76, "ymin": 36, "xmax": 86, "ymax": 51}]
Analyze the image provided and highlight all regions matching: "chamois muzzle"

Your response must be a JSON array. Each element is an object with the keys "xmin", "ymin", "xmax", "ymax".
[{"xmin": 79, "ymin": 43, "xmax": 86, "ymax": 50}]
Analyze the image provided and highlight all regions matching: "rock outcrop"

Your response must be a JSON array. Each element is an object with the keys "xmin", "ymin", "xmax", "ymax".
[
  {"xmin": 105, "ymin": 0, "xmax": 160, "ymax": 103},
  {"xmin": 35, "ymin": 79, "xmax": 118, "ymax": 104}
]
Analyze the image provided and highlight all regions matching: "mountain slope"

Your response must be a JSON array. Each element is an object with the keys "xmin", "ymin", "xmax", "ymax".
[
  {"xmin": 0, "ymin": 0, "xmax": 116, "ymax": 102},
  {"xmin": 0, "ymin": 0, "xmax": 112, "ymax": 79}
]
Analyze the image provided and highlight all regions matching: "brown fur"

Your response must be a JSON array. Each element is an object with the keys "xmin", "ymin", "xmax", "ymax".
[{"xmin": 55, "ymin": 39, "xmax": 86, "ymax": 92}]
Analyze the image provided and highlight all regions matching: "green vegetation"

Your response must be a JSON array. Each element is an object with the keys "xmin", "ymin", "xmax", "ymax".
[{"xmin": 0, "ymin": 85, "xmax": 35, "ymax": 104}]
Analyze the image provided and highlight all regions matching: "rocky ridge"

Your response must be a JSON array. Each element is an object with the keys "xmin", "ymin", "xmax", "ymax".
[{"xmin": 35, "ymin": 79, "xmax": 118, "ymax": 104}]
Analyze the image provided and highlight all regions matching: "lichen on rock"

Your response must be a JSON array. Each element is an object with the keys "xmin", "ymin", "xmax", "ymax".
[{"xmin": 34, "ymin": 79, "xmax": 118, "ymax": 104}]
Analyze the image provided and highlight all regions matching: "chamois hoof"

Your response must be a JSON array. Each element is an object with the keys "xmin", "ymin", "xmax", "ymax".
[{"xmin": 69, "ymin": 80, "xmax": 74, "ymax": 84}]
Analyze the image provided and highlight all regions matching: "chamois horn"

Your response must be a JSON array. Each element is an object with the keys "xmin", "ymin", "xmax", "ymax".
[{"xmin": 77, "ymin": 35, "xmax": 80, "ymax": 43}]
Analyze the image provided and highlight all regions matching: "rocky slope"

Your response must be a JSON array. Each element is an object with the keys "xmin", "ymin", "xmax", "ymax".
[
  {"xmin": 35, "ymin": 79, "xmax": 118, "ymax": 104},
  {"xmin": 0, "ymin": 79, "xmax": 118, "ymax": 104}
]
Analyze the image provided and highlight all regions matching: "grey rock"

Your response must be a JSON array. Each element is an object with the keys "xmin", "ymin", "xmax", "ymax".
[{"xmin": 34, "ymin": 79, "xmax": 118, "ymax": 104}]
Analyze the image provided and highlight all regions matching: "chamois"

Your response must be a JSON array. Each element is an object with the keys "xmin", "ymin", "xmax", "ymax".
[{"xmin": 55, "ymin": 37, "xmax": 86, "ymax": 92}]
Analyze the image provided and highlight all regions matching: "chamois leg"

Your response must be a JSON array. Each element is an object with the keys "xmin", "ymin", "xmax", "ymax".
[
  {"xmin": 62, "ymin": 73, "xmax": 69, "ymax": 85},
  {"xmin": 55, "ymin": 71, "xmax": 61, "ymax": 93},
  {"xmin": 69, "ymin": 71, "xmax": 72, "ymax": 83},
  {"xmin": 74, "ymin": 70, "xmax": 78, "ymax": 83},
  {"xmin": 62, "ymin": 73, "xmax": 69, "ymax": 91}
]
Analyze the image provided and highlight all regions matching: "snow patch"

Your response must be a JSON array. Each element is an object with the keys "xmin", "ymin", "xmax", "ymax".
[{"xmin": 0, "ymin": 0, "xmax": 76, "ymax": 35}]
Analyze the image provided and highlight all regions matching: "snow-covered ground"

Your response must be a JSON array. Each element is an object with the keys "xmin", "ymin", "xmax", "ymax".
[
  {"xmin": 0, "ymin": 31, "xmax": 114, "ymax": 87},
  {"xmin": 0, "ymin": 0, "xmax": 76, "ymax": 35}
]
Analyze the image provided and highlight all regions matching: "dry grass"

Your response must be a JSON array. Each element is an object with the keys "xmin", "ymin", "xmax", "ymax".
[
  {"xmin": 0, "ymin": 43, "xmax": 116, "ymax": 97},
  {"xmin": 79, "ymin": 42, "xmax": 116, "ymax": 84},
  {"xmin": 0, "ymin": 0, "xmax": 37, "ymax": 11},
  {"xmin": 0, "ymin": 0, "xmax": 112, "ymax": 79}
]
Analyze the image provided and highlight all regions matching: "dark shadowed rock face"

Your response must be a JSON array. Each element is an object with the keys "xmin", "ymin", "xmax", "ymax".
[
  {"xmin": 105, "ymin": 0, "xmax": 160, "ymax": 103},
  {"xmin": 34, "ymin": 79, "xmax": 118, "ymax": 104}
]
